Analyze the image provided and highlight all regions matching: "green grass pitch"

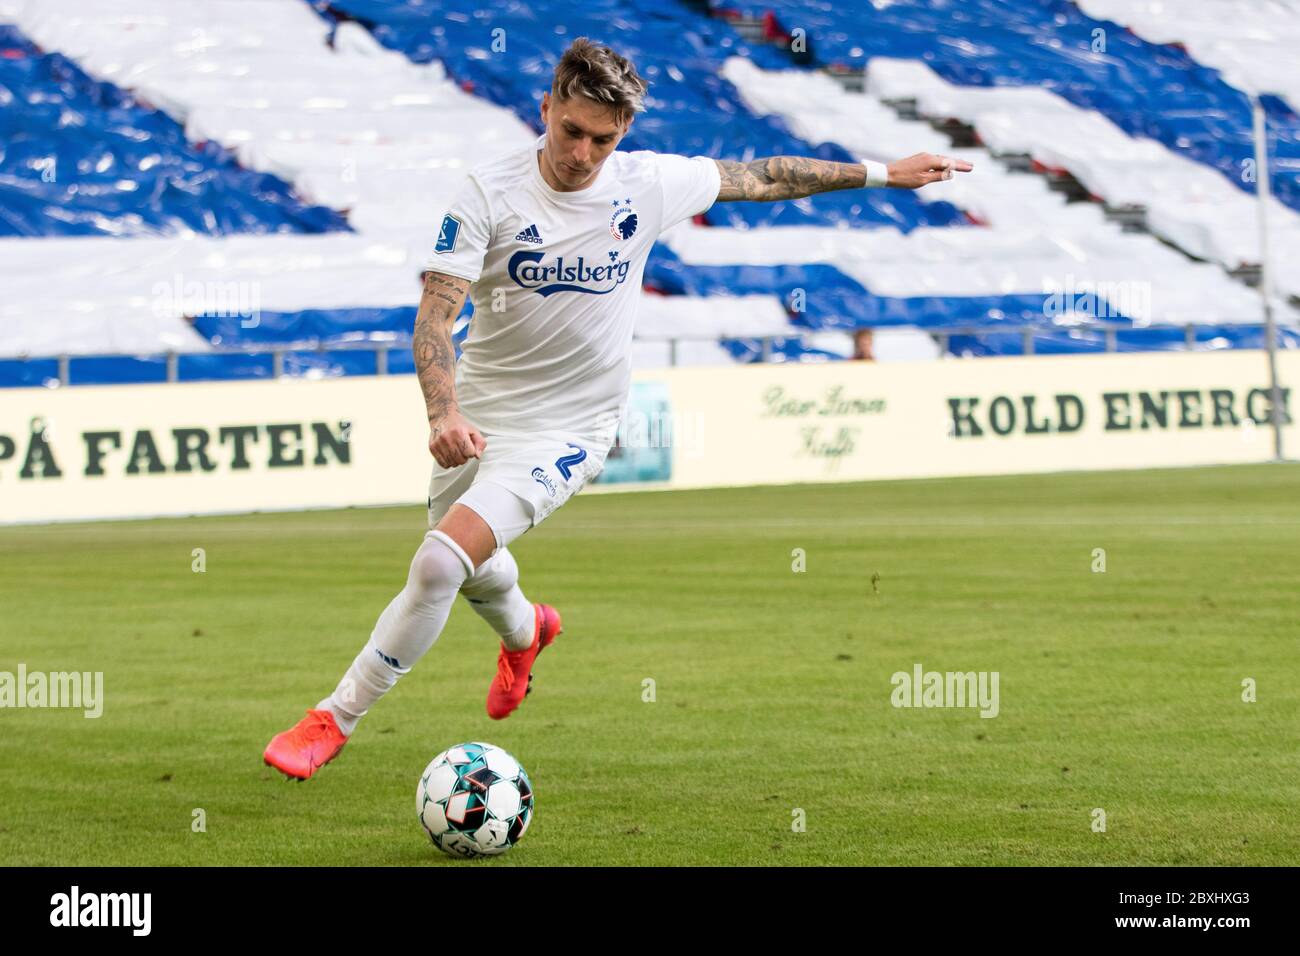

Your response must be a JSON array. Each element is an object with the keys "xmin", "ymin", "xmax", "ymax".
[{"xmin": 1, "ymin": 463, "xmax": 1297, "ymax": 866}]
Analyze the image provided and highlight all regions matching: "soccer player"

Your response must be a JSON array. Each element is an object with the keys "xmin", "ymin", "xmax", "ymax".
[{"xmin": 264, "ymin": 37, "xmax": 971, "ymax": 779}]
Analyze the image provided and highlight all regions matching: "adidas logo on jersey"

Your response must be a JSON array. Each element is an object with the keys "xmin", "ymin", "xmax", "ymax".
[{"xmin": 514, "ymin": 224, "xmax": 543, "ymax": 244}]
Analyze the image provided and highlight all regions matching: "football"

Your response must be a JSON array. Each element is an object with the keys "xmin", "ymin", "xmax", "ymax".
[{"xmin": 416, "ymin": 742, "xmax": 534, "ymax": 858}]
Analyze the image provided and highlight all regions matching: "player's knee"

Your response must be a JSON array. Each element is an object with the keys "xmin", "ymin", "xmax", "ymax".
[
  {"xmin": 460, "ymin": 546, "xmax": 518, "ymax": 598},
  {"xmin": 408, "ymin": 533, "xmax": 471, "ymax": 600}
]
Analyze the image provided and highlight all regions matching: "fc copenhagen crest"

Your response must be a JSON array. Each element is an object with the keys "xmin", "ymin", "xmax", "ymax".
[{"xmin": 608, "ymin": 197, "xmax": 638, "ymax": 241}]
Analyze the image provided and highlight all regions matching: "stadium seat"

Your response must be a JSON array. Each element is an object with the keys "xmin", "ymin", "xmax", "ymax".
[
  {"xmin": 730, "ymin": 0, "xmax": 1300, "ymax": 213},
  {"xmin": 0, "ymin": 22, "xmax": 343, "ymax": 237},
  {"xmin": 1, "ymin": 0, "xmax": 1295, "ymax": 386}
]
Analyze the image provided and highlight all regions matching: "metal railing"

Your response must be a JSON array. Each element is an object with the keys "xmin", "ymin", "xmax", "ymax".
[
  {"xmin": 926, "ymin": 322, "xmax": 1189, "ymax": 356},
  {"xmin": 6, "ymin": 321, "xmax": 1296, "ymax": 387}
]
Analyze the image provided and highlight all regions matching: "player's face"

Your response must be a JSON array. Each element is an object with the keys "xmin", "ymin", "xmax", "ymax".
[{"xmin": 539, "ymin": 93, "xmax": 630, "ymax": 190}]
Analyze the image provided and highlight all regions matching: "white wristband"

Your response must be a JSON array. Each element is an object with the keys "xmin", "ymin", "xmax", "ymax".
[{"xmin": 861, "ymin": 159, "xmax": 889, "ymax": 188}]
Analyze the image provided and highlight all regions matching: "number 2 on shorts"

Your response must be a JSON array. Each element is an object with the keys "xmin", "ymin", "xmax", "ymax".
[{"xmin": 554, "ymin": 444, "xmax": 587, "ymax": 480}]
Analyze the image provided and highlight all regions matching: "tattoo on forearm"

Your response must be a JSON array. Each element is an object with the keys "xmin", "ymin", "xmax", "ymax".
[
  {"xmin": 414, "ymin": 272, "xmax": 469, "ymax": 426},
  {"xmin": 715, "ymin": 157, "xmax": 867, "ymax": 202}
]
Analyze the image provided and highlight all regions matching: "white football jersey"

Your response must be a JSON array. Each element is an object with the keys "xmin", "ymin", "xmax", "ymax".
[{"xmin": 426, "ymin": 133, "xmax": 720, "ymax": 442}]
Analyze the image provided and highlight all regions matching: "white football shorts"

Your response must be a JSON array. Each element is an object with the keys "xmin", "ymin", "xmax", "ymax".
[{"xmin": 426, "ymin": 431, "xmax": 611, "ymax": 555}]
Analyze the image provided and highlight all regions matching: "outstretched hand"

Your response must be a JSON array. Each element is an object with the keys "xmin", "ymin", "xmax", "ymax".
[{"xmin": 887, "ymin": 153, "xmax": 974, "ymax": 189}]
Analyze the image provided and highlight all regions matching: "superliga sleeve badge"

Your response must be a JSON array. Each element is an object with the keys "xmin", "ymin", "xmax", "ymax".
[{"xmin": 435, "ymin": 213, "xmax": 462, "ymax": 254}]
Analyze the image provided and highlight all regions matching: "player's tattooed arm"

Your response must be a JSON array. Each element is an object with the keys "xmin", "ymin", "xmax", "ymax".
[
  {"xmin": 414, "ymin": 271, "xmax": 466, "ymax": 424},
  {"xmin": 714, "ymin": 157, "xmax": 865, "ymax": 202},
  {"xmin": 713, "ymin": 152, "xmax": 972, "ymax": 201},
  {"xmin": 414, "ymin": 271, "xmax": 485, "ymax": 467}
]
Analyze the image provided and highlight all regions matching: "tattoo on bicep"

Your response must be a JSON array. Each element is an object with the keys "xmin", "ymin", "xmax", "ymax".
[
  {"xmin": 423, "ymin": 271, "xmax": 466, "ymax": 309},
  {"xmin": 716, "ymin": 159, "xmax": 775, "ymax": 201}
]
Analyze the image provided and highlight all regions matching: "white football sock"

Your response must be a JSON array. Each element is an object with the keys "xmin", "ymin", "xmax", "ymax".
[
  {"xmin": 320, "ymin": 530, "xmax": 472, "ymax": 735},
  {"xmin": 460, "ymin": 546, "xmax": 536, "ymax": 650}
]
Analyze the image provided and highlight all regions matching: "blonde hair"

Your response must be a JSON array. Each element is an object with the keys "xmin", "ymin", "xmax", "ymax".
[{"xmin": 551, "ymin": 37, "xmax": 648, "ymax": 125}]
